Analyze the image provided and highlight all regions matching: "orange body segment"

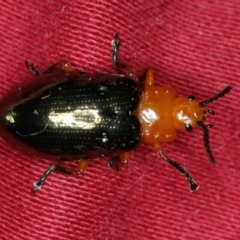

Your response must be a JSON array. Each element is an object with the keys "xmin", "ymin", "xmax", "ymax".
[
  {"xmin": 76, "ymin": 160, "xmax": 89, "ymax": 174},
  {"xmin": 136, "ymin": 69, "xmax": 177, "ymax": 143},
  {"xmin": 137, "ymin": 85, "xmax": 177, "ymax": 143}
]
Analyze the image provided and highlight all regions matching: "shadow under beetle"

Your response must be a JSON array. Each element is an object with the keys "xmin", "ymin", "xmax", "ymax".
[{"xmin": 0, "ymin": 34, "xmax": 232, "ymax": 192}]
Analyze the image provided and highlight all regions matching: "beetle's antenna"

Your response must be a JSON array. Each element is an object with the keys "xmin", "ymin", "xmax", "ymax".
[
  {"xmin": 197, "ymin": 121, "xmax": 215, "ymax": 164},
  {"xmin": 199, "ymin": 86, "xmax": 232, "ymax": 107},
  {"xmin": 197, "ymin": 86, "xmax": 232, "ymax": 163},
  {"xmin": 158, "ymin": 152, "xmax": 199, "ymax": 192}
]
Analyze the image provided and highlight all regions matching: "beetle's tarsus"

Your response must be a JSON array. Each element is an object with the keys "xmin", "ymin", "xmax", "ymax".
[
  {"xmin": 188, "ymin": 176, "xmax": 199, "ymax": 192},
  {"xmin": 111, "ymin": 34, "xmax": 135, "ymax": 79},
  {"xmin": 32, "ymin": 179, "xmax": 44, "ymax": 193},
  {"xmin": 111, "ymin": 33, "xmax": 125, "ymax": 69},
  {"xmin": 111, "ymin": 34, "xmax": 120, "ymax": 56},
  {"xmin": 109, "ymin": 156, "xmax": 121, "ymax": 172},
  {"xmin": 32, "ymin": 164, "xmax": 56, "ymax": 192},
  {"xmin": 25, "ymin": 60, "xmax": 40, "ymax": 76}
]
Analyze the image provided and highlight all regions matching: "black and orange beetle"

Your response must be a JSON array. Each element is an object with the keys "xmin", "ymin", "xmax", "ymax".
[{"xmin": 0, "ymin": 34, "xmax": 232, "ymax": 192}]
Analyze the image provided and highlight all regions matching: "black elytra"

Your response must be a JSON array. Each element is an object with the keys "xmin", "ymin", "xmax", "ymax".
[{"xmin": 1, "ymin": 73, "xmax": 140, "ymax": 160}]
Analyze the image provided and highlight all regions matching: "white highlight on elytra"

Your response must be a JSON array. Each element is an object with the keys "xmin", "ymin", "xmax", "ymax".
[{"xmin": 48, "ymin": 109, "xmax": 101, "ymax": 129}]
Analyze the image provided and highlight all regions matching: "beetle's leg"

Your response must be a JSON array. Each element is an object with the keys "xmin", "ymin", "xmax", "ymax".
[
  {"xmin": 76, "ymin": 160, "xmax": 89, "ymax": 173},
  {"xmin": 111, "ymin": 34, "xmax": 135, "ymax": 79},
  {"xmin": 139, "ymin": 68, "xmax": 154, "ymax": 85},
  {"xmin": 119, "ymin": 152, "xmax": 129, "ymax": 165},
  {"xmin": 109, "ymin": 155, "xmax": 122, "ymax": 172},
  {"xmin": 111, "ymin": 33, "xmax": 125, "ymax": 69},
  {"xmin": 153, "ymin": 143, "xmax": 199, "ymax": 192},
  {"xmin": 140, "ymin": 68, "xmax": 154, "ymax": 85},
  {"xmin": 32, "ymin": 160, "xmax": 89, "ymax": 192},
  {"xmin": 33, "ymin": 164, "xmax": 72, "ymax": 192},
  {"xmin": 25, "ymin": 60, "xmax": 75, "ymax": 76},
  {"xmin": 109, "ymin": 152, "xmax": 129, "ymax": 172}
]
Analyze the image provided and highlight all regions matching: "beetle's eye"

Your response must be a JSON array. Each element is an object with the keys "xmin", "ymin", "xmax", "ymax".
[
  {"xmin": 188, "ymin": 95, "xmax": 195, "ymax": 101},
  {"xmin": 185, "ymin": 124, "xmax": 193, "ymax": 132},
  {"xmin": 207, "ymin": 109, "xmax": 215, "ymax": 115},
  {"xmin": 206, "ymin": 124, "xmax": 214, "ymax": 129}
]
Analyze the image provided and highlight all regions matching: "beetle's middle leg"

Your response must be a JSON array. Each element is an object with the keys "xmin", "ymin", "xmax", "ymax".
[
  {"xmin": 32, "ymin": 160, "xmax": 89, "ymax": 192},
  {"xmin": 25, "ymin": 60, "xmax": 75, "ymax": 76},
  {"xmin": 111, "ymin": 34, "xmax": 135, "ymax": 79},
  {"xmin": 109, "ymin": 152, "xmax": 129, "ymax": 172}
]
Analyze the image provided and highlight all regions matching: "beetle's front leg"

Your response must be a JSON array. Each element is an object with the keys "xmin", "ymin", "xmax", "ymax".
[
  {"xmin": 25, "ymin": 60, "xmax": 75, "ymax": 76},
  {"xmin": 32, "ymin": 160, "xmax": 89, "ymax": 192},
  {"xmin": 153, "ymin": 143, "xmax": 199, "ymax": 192}
]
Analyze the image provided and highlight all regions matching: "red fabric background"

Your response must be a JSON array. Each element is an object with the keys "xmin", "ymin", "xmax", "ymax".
[{"xmin": 0, "ymin": 1, "xmax": 239, "ymax": 239}]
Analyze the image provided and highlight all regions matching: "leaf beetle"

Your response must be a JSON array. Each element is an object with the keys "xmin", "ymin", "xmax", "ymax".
[{"xmin": 0, "ymin": 34, "xmax": 232, "ymax": 192}]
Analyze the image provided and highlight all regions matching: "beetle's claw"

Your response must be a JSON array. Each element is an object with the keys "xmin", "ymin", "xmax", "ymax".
[
  {"xmin": 189, "ymin": 179, "xmax": 199, "ymax": 192},
  {"xmin": 32, "ymin": 179, "xmax": 44, "ymax": 193}
]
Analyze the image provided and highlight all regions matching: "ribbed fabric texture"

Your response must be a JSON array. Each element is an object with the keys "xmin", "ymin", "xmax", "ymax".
[{"xmin": 0, "ymin": 1, "xmax": 239, "ymax": 239}]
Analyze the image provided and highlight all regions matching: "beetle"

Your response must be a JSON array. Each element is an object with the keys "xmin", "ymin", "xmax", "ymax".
[{"xmin": 0, "ymin": 34, "xmax": 232, "ymax": 192}]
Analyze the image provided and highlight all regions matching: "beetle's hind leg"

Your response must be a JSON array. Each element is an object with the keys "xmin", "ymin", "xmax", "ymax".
[
  {"xmin": 25, "ymin": 60, "xmax": 75, "ymax": 76},
  {"xmin": 32, "ymin": 160, "xmax": 89, "ymax": 192},
  {"xmin": 111, "ymin": 34, "xmax": 135, "ymax": 79}
]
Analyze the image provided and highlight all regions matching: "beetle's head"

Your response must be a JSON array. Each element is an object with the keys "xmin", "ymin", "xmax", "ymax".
[
  {"xmin": 173, "ymin": 86, "xmax": 232, "ymax": 164},
  {"xmin": 173, "ymin": 96, "xmax": 207, "ymax": 131}
]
